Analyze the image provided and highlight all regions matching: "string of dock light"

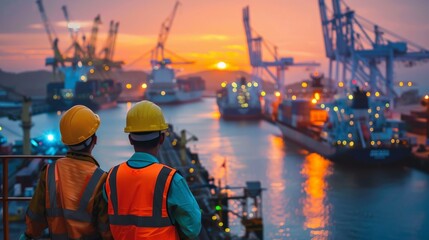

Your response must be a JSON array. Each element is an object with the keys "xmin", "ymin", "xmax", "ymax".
[
  {"xmin": 169, "ymin": 129, "xmax": 232, "ymax": 234},
  {"xmin": 210, "ymin": 211, "xmax": 231, "ymax": 233}
]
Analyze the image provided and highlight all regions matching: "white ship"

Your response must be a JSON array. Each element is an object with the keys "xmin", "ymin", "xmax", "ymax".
[{"xmin": 145, "ymin": 60, "xmax": 204, "ymax": 104}]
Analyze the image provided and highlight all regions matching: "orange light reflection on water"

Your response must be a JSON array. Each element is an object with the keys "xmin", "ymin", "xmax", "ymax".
[
  {"xmin": 211, "ymin": 110, "xmax": 221, "ymax": 119},
  {"xmin": 266, "ymin": 134, "xmax": 288, "ymax": 238},
  {"xmin": 301, "ymin": 153, "xmax": 333, "ymax": 239}
]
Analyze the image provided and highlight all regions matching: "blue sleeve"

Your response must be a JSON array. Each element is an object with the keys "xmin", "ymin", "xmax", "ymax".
[{"xmin": 167, "ymin": 174, "xmax": 202, "ymax": 239}]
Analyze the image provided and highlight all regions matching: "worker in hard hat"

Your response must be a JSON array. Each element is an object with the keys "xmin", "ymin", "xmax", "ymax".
[
  {"xmin": 104, "ymin": 100, "xmax": 202, "ymax": 239},
  {"xmin": 21, "ymin": 105, "xmax": 113, "ymax": 240}
]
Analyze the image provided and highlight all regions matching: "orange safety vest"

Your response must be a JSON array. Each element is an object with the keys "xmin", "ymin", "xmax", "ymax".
[
  {"xmin": 105, "ymin": 162, "xmax": 179, "ymax": 240},
  {"xmin": 44, "ymin": 158, "xmax": 106, "ymax": 239}
]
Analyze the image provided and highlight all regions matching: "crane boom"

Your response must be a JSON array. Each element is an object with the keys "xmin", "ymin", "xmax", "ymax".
[
  {"xmin": 242, "ymin": 6, "xmax": 319, "ymax": 93},
  {"xmin": 88, "ymin": 15, "xmax": 102, "ymax": 58},
  {"xmin": 318, "ymin": 0, "xmax": 429, "ymax": 100},
  {"xmin": 35, "ymin": 0, "xmax": 57, "ymax": 49},
  {"xmin": 61, "ymin": 5, "xmax": 74, "ymax": 40},
  {"xmin": 152, "ymin": 1, "xmax": 180, "ymax": 66}
]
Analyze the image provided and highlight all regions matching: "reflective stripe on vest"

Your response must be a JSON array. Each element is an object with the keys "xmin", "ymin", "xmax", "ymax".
[
  {"xmin": 50, "ymin": 233, "xmax": 102, "ymax": 240},
  {"xmin": 108, "ymin": 165, "xmax": 174, "ymax": 227},
  {"xmin": 46, "ymin": 162, "xmax": 104, "ymax": 222}
]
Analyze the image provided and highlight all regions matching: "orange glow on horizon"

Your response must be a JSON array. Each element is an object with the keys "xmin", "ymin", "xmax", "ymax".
[
  {"xmin": 1, "ymin": 0, "xmax": 427, "ymax": 91},
  {"xmin": 216, "ymin": 61, "xmax": 227, "ymax": 70}
]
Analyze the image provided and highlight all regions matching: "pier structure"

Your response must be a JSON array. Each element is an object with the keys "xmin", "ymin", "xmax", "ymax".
[
  {"xmin": 159, "ymin": 125, "xmax": 264, "ymax": 239},
  {"xmin": 0, "ymin": 126, "xmax": 265, "ymax": 240}
]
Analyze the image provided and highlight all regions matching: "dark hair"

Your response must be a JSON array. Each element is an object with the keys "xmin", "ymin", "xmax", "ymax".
[
  {"xmin": 69, "ymin": 134, "xmax": 96, "ymax": 152},
  {"xmin": 131, "ymin": 131, "xmax": 164, "ymax": 149}
]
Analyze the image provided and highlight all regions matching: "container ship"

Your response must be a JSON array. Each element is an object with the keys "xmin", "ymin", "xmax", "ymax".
[
  {"xmin": 216, "ymin": 77, "xmax": 262, "ymax": 120},
  {"xmin": 276, "ymin": 74, "xmax": 412, "ymax": 164},
  {"xmin": 144, "ymin": 61, "xmax": 205, "ymax": 104},
  {"xmin": 46, "ymin": 68, "xmax": 122, "ymax": 111}
]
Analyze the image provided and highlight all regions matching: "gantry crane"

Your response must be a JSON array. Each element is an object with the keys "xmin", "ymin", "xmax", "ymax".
[
  {"xmin": 87, "ymin": 15, "xmax": 102, "ymax": 59},
  {"xmin": 151, "ymin": 1, "xmax": 179, "ymax": 67},
  {"xmin": 61, "ymin": 5, "xmax": 86, "ymax": 67},
  {"xmin": 35, "ymin": 0, "xmax": 65, "ymax": 80},
  {"xmin": 242, "ymin": 6, "xmax": 319, "ymax": 95},
  {"xmin": 35, "ymin": 0, "xmax": 123, "ymax": 82},
  {"xmin": 99, "ymin": 20, "xmax": 123, "ymax": 69},
  {"xmin": 150, "ymin": 1, "xmax": 194, "ymax": 67},
  {"xmin": 319, "ymin": 0, "xmax": 429, "ymax": 100}
]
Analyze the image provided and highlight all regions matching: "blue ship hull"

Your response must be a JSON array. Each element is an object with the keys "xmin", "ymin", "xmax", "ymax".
[{"xmin": 218, "ymin": 106, "xmax": 262, "ymax": 120}]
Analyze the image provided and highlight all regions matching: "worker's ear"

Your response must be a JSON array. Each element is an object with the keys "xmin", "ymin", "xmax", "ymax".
[
  {"xmin": 159, "ymin": 132, "xmax": 165, "ymax": 144},
  {"xmin": 128, "ymin": 134, "xmax": 134, "ymax": 145},
  {"xmin": 93, "ymin": 135, "xmax": 97, "ymax": 145}
]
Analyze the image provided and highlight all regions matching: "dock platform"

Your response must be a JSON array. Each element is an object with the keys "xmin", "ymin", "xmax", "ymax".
[{"xmin": 159, "ymin": 125, "xmax": 264, "ymax": 239}]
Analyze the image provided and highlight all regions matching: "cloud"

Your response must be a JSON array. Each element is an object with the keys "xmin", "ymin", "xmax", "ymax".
[
  {"xmin": 28, "ymin": 20, "xmax": 94, "ymax": 31},
  {"xmin": 224, "ymin": 45, "xmax": 246, "ymax": 51},
  {"xmin": 199, "ymin": 34, "xmax": 229, "ymax": 41},
  {"xmin": 118, "ymin": 33, "xmax": 156, "ymax": 45},
  {"xmin": 28, "ymin": 23, "xmax": 44, "ymax": 30},
  {"xmin": 55, "ymin": 20, "xmax": 93, "ymax": 29}
]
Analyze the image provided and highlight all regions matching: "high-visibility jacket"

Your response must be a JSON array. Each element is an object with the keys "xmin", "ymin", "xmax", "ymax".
[
  {"xmin": 105, "ymin": 162, "xmax": 180, "ymax": 240},
  {"xmin": 40, "ymin": 158, "xmax": 106, "ymax": 239}
]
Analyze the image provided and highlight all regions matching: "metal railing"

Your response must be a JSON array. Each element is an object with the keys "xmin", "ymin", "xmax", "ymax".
[{"xmin": 1, "ymin": 155, "xmax": 63, "ymax": 240}]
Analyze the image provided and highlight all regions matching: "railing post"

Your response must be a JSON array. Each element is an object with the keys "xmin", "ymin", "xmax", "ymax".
[
  {"xmin": 0, "ymin": 155, "xmax": 62, "ymax": 240},
  {"xmin": 3, "ymin": 157, "xmax": 9, "ymax": 240}
]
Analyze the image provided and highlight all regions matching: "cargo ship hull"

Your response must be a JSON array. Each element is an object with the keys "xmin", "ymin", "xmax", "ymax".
[
  {"xmin": 73, "ymin": 96, "xmax": 118, "ymax": 111},
  {"xmin": 146, "ymin": 89, "xmax": 203, "ymax": 104},
  {"xmin": 47, "ymin": 79, "xmax": 121, "ymax": 111},
  {"xmin": 216, "ymin": 77, "xmax": 262, "ymax": 120},
  {"xmin": 277, "ymin": 121, "xmax": 411, "ymax": 165},
  {"xmin": 218, "ymin": 106, "xmax": 262, "ymax": 120}
]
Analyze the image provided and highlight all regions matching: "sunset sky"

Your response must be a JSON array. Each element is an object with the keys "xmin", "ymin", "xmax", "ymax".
[{"xmin": 0, "ymin": 0, "xmax": 428, "ymax": 84}]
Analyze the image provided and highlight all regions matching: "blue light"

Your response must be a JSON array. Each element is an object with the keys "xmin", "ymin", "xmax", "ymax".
[
  {"xmin": 31, "ymin": 139, "xmax": 38, "ymax": 147},
  {"xmin": 46, "ymin": 134, "xmax": 55, "ymax": 142}
]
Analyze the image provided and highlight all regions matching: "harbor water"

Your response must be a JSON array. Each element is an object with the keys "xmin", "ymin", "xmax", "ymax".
[{"xmin": 2, "ymin": 98, "xmax": 429, "ymax": 239}]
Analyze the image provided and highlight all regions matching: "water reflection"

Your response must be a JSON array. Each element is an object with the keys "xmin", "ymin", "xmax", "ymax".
[
  {"xmin": 265, "ymin": 134, "xmax": 287, "ymax": 239},
  {"xmin": 2, "ymin": 99, "xmax": 429, "ymax": 239},
  {"xmin": 301, "ymin": 153, "xmax": 332, "ymax": 239},
  {"xmin": 126, "ymin": 101, "xmax": 132, "ymax": 111}
]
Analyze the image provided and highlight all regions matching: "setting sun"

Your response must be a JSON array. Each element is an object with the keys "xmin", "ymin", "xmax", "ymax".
[{"xmin": 216, "ymin": 61, "xmax": 227, "ymax": 70}]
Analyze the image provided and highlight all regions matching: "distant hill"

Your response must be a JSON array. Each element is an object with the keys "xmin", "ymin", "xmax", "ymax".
[
  {"xmin": 0, "ymin": 69, "xmax": 150, "ymax": 99},
  {"xmin": 0, "ymin": 68, "xmax": 281, "ymax": 100},
  {"xmin": 0, "ymin": 69, "xmax": 54, "ymax": 99},
  {"xmin": 181, "ymin": 70, "xmax": 277, "ymax": 94}
]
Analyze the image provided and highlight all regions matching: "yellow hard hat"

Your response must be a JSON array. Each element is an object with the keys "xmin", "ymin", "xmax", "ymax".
[
  {"xmin": 124, "ymin": 100, "xmax": 168, "ymax": 133},
  {"xmin": 60, "ymin": 105, "xmax": 100, "ymax": 145}
]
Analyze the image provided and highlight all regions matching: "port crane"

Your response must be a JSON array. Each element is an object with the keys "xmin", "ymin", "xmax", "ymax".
[
  {"xmin": 60, "ymin": 5, "xmax": 87, "ymax": 67},
  {"xmin": 87, "ymin": 15, "xmax": 102, "ymax": 59},
  {"xmin": 125, "ymin": 1, "xmax": 193, "ymax": 69},
  {"xmin": 35, "ymin": 0, "xmax": 123, "ymax": 78},
  {"xmin": 319, "ymin": 0, "xmax": 429, "ymax": 100},
  {"xmin": 151, "ymin": 1, "xmax": 194, "ymax": 67},
  {"xmin": 242, "ymin": 6, "xmax": 319, "ymax": 95},
  {"xmin": 35, "ymin": 0, "xmax": 65, "ymax": 80}
]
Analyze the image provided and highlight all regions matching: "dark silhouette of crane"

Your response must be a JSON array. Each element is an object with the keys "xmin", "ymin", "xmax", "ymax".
[{"xmin": 319, "ymin": 0, "xmax": 429, "ymax": 100}]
